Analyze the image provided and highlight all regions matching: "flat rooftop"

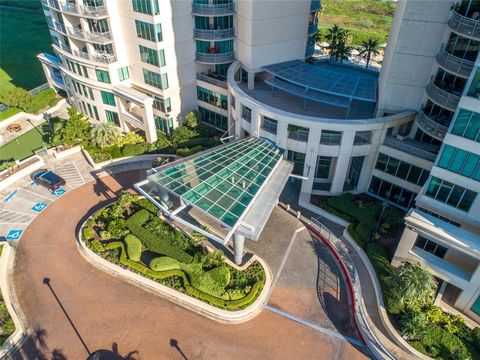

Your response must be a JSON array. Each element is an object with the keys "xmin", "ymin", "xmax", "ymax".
[{"xmin": 239, "ymin": 60, "xmax": 378, "ymax": 120}]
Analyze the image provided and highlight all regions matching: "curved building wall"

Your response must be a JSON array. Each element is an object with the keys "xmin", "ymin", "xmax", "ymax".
[{"xmin": 227, "ymin": 61, "xmax": 416, "ymax": 198}]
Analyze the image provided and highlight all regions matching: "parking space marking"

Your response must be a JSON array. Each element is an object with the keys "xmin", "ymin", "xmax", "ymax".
[
  {"xmin": 19, "ymin": 187, "xmax": 56, "ymax": 201},
  {"xmin": 54, "ymin": 162, "xmax": 86, "ymax": 189},
  {"xmin": 0, "ymin": 209, "xmax": 35, "ymax": 225}
]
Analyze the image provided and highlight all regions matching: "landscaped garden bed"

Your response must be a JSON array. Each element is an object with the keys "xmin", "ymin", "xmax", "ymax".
[
  {"xmin": 0, "ymin": 245, "xmax": 15, "ymax": 346},
  {"xmin": 318, "ymin": 193, "xmax": 480, "ymax": 359},
  {"xmin": 81, "ymin": 192, "xmax": 266, "ymax": 311}
]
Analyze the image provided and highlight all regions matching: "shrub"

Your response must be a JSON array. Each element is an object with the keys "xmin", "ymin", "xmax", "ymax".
[
  {"xmin": 202, "ymin": 250, "xmax": 225, "ymax": 270},
  {"xmin": 26, "ymin": 88, "xmax": 58, "ymax": 113},
  {"xmin": 207, "ymin": 266, "xmax": 230, "ymax": 289},
  {"xmin": 82, "ymin": 226, "xmax": 94, "ymax": 241},
  {"xmin": 171, "ymin": 125, "xmax": 199, "ymax": 146},
  {"xmin": 150, "ymin": 256, "xmax": 181, "ymax": 271},
  {"xmin": 103, "ymin": 145, "xmax": 122, "ymax": 159},
  {"xmin": 126, "ymin": 211, "xmax": 193, "ymax": 263},
  {"xmin": 348, "ymin": 223, "xmax": 367, "ymax": 248},
  {"xmin": 177, "ymin": 137, "xmax": 214, "ymax": 149},
  {"xmin": 135, "ymin": 198, "xmax": 158, "ymax": 214},
  {"xmin": 176, "ymin": 145, "xmax": 204, "ymax": 157},
  {"xmin": 91, "ymin": 239, "xmax": 105, "ymax": 253},
  {"xmin": 124, "ymin": 234, "xmax": 142, "ymax": 261},
  {"xmin": 365, "ymin": 242, "xmax": 388, "ymax": 260},
  {"xmin": 122, "ymin": 142, "xmax": 147, "ymax": 157},
  {"xmin": 184, "ymin": 109, "xmax": 201, "ymax": 128},
  {"xmin": 118, "ymin": 132, "xmax": 144, "ymax": 147}
]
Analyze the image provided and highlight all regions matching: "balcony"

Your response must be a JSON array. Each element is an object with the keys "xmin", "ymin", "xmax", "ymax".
[
  {"xmin": 436, "ymin": 48, "xmax": 475, "ymax": 78},
  {"xmin": 53, "ymin": 20, "xmax": 67, "ymax": 34},
  {"xmin": 417, "ymin": 110, "xmax": 449, "ymax": 140},
  {"xmin": 196, "ymin": 72, "xmax": 227, "ymax": 89},
  {"xmin": 195, "ymin": 51, "xmax": 235, "ymax": 64},
  {"xmin": 425, "ymin": 79, "xmax": 461, "ymax": 111},
  {"xmin": 191, "ymin": 2, "xmax": 235, "ymax": 16},
  {"xmin": 383, "ymin": 136, "xmax": 438, "ymax": 162},
  {"xmin": 61, "ymin": 2, "xmax": 108, "ymax": 18},
  {"xmin": 66, "ymin": 26, "xmax": 113, "ymax": 44},
  {"xmin": 55, "ymin": 44, "xmax": 116, "ymax": 64},
  {"xmin": 448, "ymin": 10, "xmax": 480, "ymax": 40},
  {"xmin": 193, "ymin": 28, "xmax": 235, "ymax": 41},
  {"xmin": 310, "ymin": 0, "xmax": 321, "ymax": 12}
]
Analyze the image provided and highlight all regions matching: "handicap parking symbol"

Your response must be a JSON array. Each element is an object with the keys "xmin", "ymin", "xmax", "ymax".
[
  {"xmin": 32, "ymin": 202, "xmax": 47, "ymax": 212},
  {"xmin": 6, "ymin": 229, "xmax": 23, "ymax": 241},
  {"xmin": 52, "ymin": 188, "xmax": 66, "ymax": 197}
]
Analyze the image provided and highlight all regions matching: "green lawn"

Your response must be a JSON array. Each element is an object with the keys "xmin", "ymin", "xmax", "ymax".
[
  {"xmin": 0, "ymin": 125, "xmax": 52, "ymax": 162},
  {"xmin": 318, "ymin": 0, "xmax": 396, "ymax": 45}
]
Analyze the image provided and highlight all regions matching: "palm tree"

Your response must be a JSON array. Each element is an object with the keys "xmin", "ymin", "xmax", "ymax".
[
  {"xmin": 359, "ymin": 39, "xmax": 380, "ymax": 69},
  {"xmin": 325, "ymin": 25, "xmax": 342, "ymax": 47},
  {"xmin": 90, "ymin": 122, "xmax": 119, "ymax": 149},
  {"xmin": 389, "ymin": 263, "xmax": 437, "ymax": 310},
  {"xmin": 331, "ymin": 41, "xmax": 351, "ymax": 63}
]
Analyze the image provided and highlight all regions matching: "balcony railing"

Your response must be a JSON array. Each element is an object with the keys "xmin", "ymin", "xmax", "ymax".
[
  {"xmin": 448, "ymin": 10, "xmax": 480, "ymax": 39},
  {"xmin": 193, "ymin": 28, "xmax": 235, "ymax": 41},
  {"xmin": 53, "ymin": 20, "xmax": 67, "ymax": 34},
  {"xmin": 383, "ymin": 136, "xmax": 437, "ymax": 162},
  {"xmin": 310, "ymin": 0, "xmax": 321, "ymax": 12},
  {"xmin": 288, "ymin": 129, "xmax": 309, "ymax": 142},
  {"xmin": 425, "ymin": 79, "xmax": 461, "ymax": 111},
  {"xmin": 191, "ymin": 2, "xmax": 235, "ymax": 16},
  {"xmin": 417, "ymin": 110, "xmax": 449, "ymax": 140},
  {"xmin": 436, "ymin": 48, "xmax": 474, "ymax": 78},
  {"xmin": 56, "ymin": 43, "xmax": 116, "ymax": 64},
  {"xmin": 61, "ymin": 2, "xmax": 108, "ymax": 17},
  {"xmin": 195, "ymin": 52, "xmax": 235, "ymax": 64},
  {"xmin": 66, "ymin": 26, "xmax": 113, "ymax": 43},
  {"xmin": 196, "ymin": 72, "xmax": 228, "ymax": 89},
  {"xmin": 320, "ymin": 133, "xmax": 341, "ymax": 145}
]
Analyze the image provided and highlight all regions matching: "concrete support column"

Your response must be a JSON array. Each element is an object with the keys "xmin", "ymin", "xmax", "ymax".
[
  {"xmin": 391, "ymin": 226, "xmax": 418, "ymax": 267},
  {"xmin": 276, "ymin": 121, "xmax": 288, "ymax": 150},
  {"xmin": 409, "ymin": 121, "xmax": 419, "ymax": 139},
  {"xmin": 300, "ymin": 129, "xmax": 321, "ymax": 196},
  {"xmin": 247, "ymin": 71, "xmax": 255, "ymax": 90},
  {"xmin": 143, "ymin": 98, "xmax": 157, "ymax": 143},
  {"xmin": 330, "ymin": 131, "xmax": 355, "ymax": 195},
  {"xmin": 355, "ymin": 128, "xmax": 387, "ymax": 192},
  {"xmin": 233, "ymin": 233, "xmax": 245, "ymax": 265},
  {"xmin": 455, "ymin": 267, "xmax": 480, "ymax": 310}
]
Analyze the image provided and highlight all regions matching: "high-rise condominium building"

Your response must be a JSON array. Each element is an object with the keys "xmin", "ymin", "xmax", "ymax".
[{"xmin": 38, "ymin": 0, "xmax": 480, "ymax": 321}]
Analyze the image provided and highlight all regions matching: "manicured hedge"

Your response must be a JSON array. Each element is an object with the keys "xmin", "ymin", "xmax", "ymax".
[
  {"xmin": 176, "ymin": 145, "xmax": 204, "ymax": 157},
  {"xmin": 122, "ymin": 143, "xmax": 147, "ymax": 157},
  {"xmin": 106, "ymin": 242, "xmax": 262, "ymax": 310},
  {"xmin": 91, "ymin": 239, "xmax": 105, "ymax": 253},
  {"xmin": 124, "ymin": 234, "xmax": 142, "ymax": 262},
  {"xmin": 82, "ymin": 226, "xmax": 93, "ymax": 241},
  {"xmin": 126, "ymin": 210, "xmax": 193, "ymax": 263},
  {"xmin": 150, "ymin": 256, "xmax": 181, "ymax": 271}
]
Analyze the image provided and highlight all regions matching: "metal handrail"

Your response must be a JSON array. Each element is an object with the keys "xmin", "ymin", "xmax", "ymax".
[
  {"xmin": 425, "ymin": 79, "xmax": 461, "ymax": 111},
  {"xmin": 320, "ymin": 133, "xmax": 342, "ymax": 145},
  {"xmin": 448, "ymin": 10, "xmax": 480, "ymax": 39},
  {"xmin": 196, "ymin": 72, "xmax": 228, "ymax": 89},
  {"xmin": 436, "ymin": 48, "xmax": 474, "ymax": 78},
  {"xmin": 417, "ymin": 110, "xmax": 449, "ymax": 140},
  {"xmin": 307, "ymin": 219, "xmax": 395, "ymax": 360},
  {"xmin": 288, "ymin": 129, "xmax": 309, "ymax": 142},
  {"xmin": 195, "ymin": 52, "xmax": 235, "ymax": 64},
  {"xmin": 383, "ymin": 136, "xmax": 437, "ymax": 162},
  {"xmin": 61, "ymin": 2, "xmax": 108, "ymax": 17},
  {"xmin": 191, "ymin": 2, "xmax": 235, "ymax": 16},
  {"xmin": 193, "ymin": 28, "xmax": 235, "ymax": 41},
  {"xmin": 55, "ymin": 44, "xmax": 116, "ymax": 64}
]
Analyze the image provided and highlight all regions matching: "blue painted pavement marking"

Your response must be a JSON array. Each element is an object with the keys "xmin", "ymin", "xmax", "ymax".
[
  {"xmin": 52, "ymin": 188, "xmax": 66, "ymax": 197},
  {"xmin": 4, "ymin": 190, "xmax": 17, "ymax": 202},
  {"xmin": 32, "ymin": 202, "xmax": 48, "ymax": 212},
  {"xmin": 6, "ymin": 229, "xmax": 23, "ymax": 241}
]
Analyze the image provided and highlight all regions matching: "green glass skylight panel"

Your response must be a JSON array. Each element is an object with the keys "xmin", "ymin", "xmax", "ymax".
[{"xmin": 147, "ymin": 138, "xmax": 283, "ymax": 228}]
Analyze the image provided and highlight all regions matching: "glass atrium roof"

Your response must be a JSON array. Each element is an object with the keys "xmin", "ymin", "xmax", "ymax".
[
  {"xmin": 147, "ymin": 138, "xmax": 284, "ymax": 228},
  {"xmin": 263, "ymin": 60, "xmax": 378, "ymax": 103}
]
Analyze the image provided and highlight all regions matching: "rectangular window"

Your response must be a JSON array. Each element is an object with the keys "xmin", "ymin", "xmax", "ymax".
[
  {"xmin": 425, "ymin": 176, "xmax": 477, "ymax": 212},
  {"xmin": 375, "ymin": 153, "xmax": 429, "ymax": 186},
  {"xmin": 118, "ymin": 66, "xmax": 130, "ymax": 81},
  {"xmin": 414, "ymin": 236, "xmax": 448, "ymax": 258},
  {"xmin": 287, "ymin": 151, "xmax": 306, "ymax": 176},
  {"xmin": 262, "ymin": 116, "xmax": 277, "ymax": 135},
  {"xmin": 139, "ymin": 45, "xmax": 159, "ymax": 66},
  {"xmin": 155, "ymin": 23, "xmax": 163, "ymax": 42},
  {"xmin": 87, "ymin": 103, "xmax": 93, "ymax": 118},
  {"xmin": 132, "ymin": 0, "xmax": 159, "ymax": 15},
  {"xmin": 135, "ymin": 20, "xmax": 156, "ymax": 42},
  {"xmin": 153, "ymin": 96, "xmax": 171, "ymax": 113},
  {"xmin": 315, "ymin": 156, "xmax": 332, "ymax": 179},
  {"xmin": 230, "ymin": 95, "xmax": 235, "ymax": 109},
  {"xmin": 92, "ymin": 105, "xmax": 99, "ymax": 120},
  {"xmin": 451, "ymin": 109, "xmax": 480, "ymax": 142},
  {"xmin": 368, "ymin": 176, "xmax": 417, "ymax": 209},
  {"xmin": 196, "ymin": 86, "xmax": 227, "ymax": 110},
  {"xmin": 95, "ymin": 69, "xmax": 110, "ymax": 83},
  {"xmin": 159, "ymin": 49, "xmax": 166, "ymax": 66},
  {"xmin": 288, "ymin": 124, "xmax": 309, "ymax": 142},
  {"xmin": 100, "ymin": 91, "xmax": 116, "ymax": 106},
  {"xmin": 105, "ymin": 110, "xmax": 120, "ymax": 126},
  {"xmin": 198, "ymin": 106, "xmax": 228, "ymax": 131},
  {"xmin": 82, "ymin": 65, "xmax": 89, "ymax": 78},
  {"xmin": 154, "ymin": 116, "xmax": 173, "ymax": 134},
  {"xmin": 143, "ymin": 69, "xmax": 168, "ymax": 89},
  {"xmin": 320, "ymin": 130, "xmax": 342, "ymax": 145},
  {"xmin": 438, "ymin": 144, "xmax": 480, "ymax": 181},
  {"xmin": 242, "ymin": 105, "xmax": 251, "ymax": 122}
]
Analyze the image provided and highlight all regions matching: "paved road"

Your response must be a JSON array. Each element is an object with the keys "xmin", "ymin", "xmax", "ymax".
[{"xmin": 12, "ymin": 170, "xmax": 367, "ymax": 360}]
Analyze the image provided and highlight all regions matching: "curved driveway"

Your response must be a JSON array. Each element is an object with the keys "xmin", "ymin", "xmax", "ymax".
[{"xmin": 12, "ymin": 170, "xmax": 367, "ymax": 360}]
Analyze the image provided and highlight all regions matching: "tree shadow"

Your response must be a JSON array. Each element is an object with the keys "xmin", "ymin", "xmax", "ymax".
[
  {"xmin": 88, "ymin": 343, "xmax": 139, "ymax": 360},
  {"xmin": 10, "ymin": 325, "xmax": 67, "ymax": 360}
]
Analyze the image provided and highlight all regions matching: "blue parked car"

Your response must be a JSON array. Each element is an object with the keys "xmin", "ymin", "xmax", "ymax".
[{"xmin": 30, "ymin": 169, "xmax": 66, "ymax": 192}]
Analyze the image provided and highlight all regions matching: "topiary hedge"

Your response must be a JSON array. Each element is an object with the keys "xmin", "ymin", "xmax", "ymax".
[
  {"xmin": 122, "ymin": 142, "xmax": 147, "ymax": 157},
  {"xmin": 126, "ymin": 210, "xmax": 193, "ymax": 263},
  {"xmin": 150, "ymin": 256, "xmax": 181, "ymax": 271},
  {"xmin": 124, "ymin": 234, "xmax": 142, "ymax": 261}
]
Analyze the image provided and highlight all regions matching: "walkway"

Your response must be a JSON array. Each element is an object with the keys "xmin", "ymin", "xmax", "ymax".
[{"xmin": 10, "ymin": 170, "xmax": 368, "ymax": 360}]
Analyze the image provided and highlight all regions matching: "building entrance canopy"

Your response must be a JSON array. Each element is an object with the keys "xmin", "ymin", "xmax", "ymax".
[{"xmin": 135, "ymin": 137, "xmax": 292, "ymax": 245}]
